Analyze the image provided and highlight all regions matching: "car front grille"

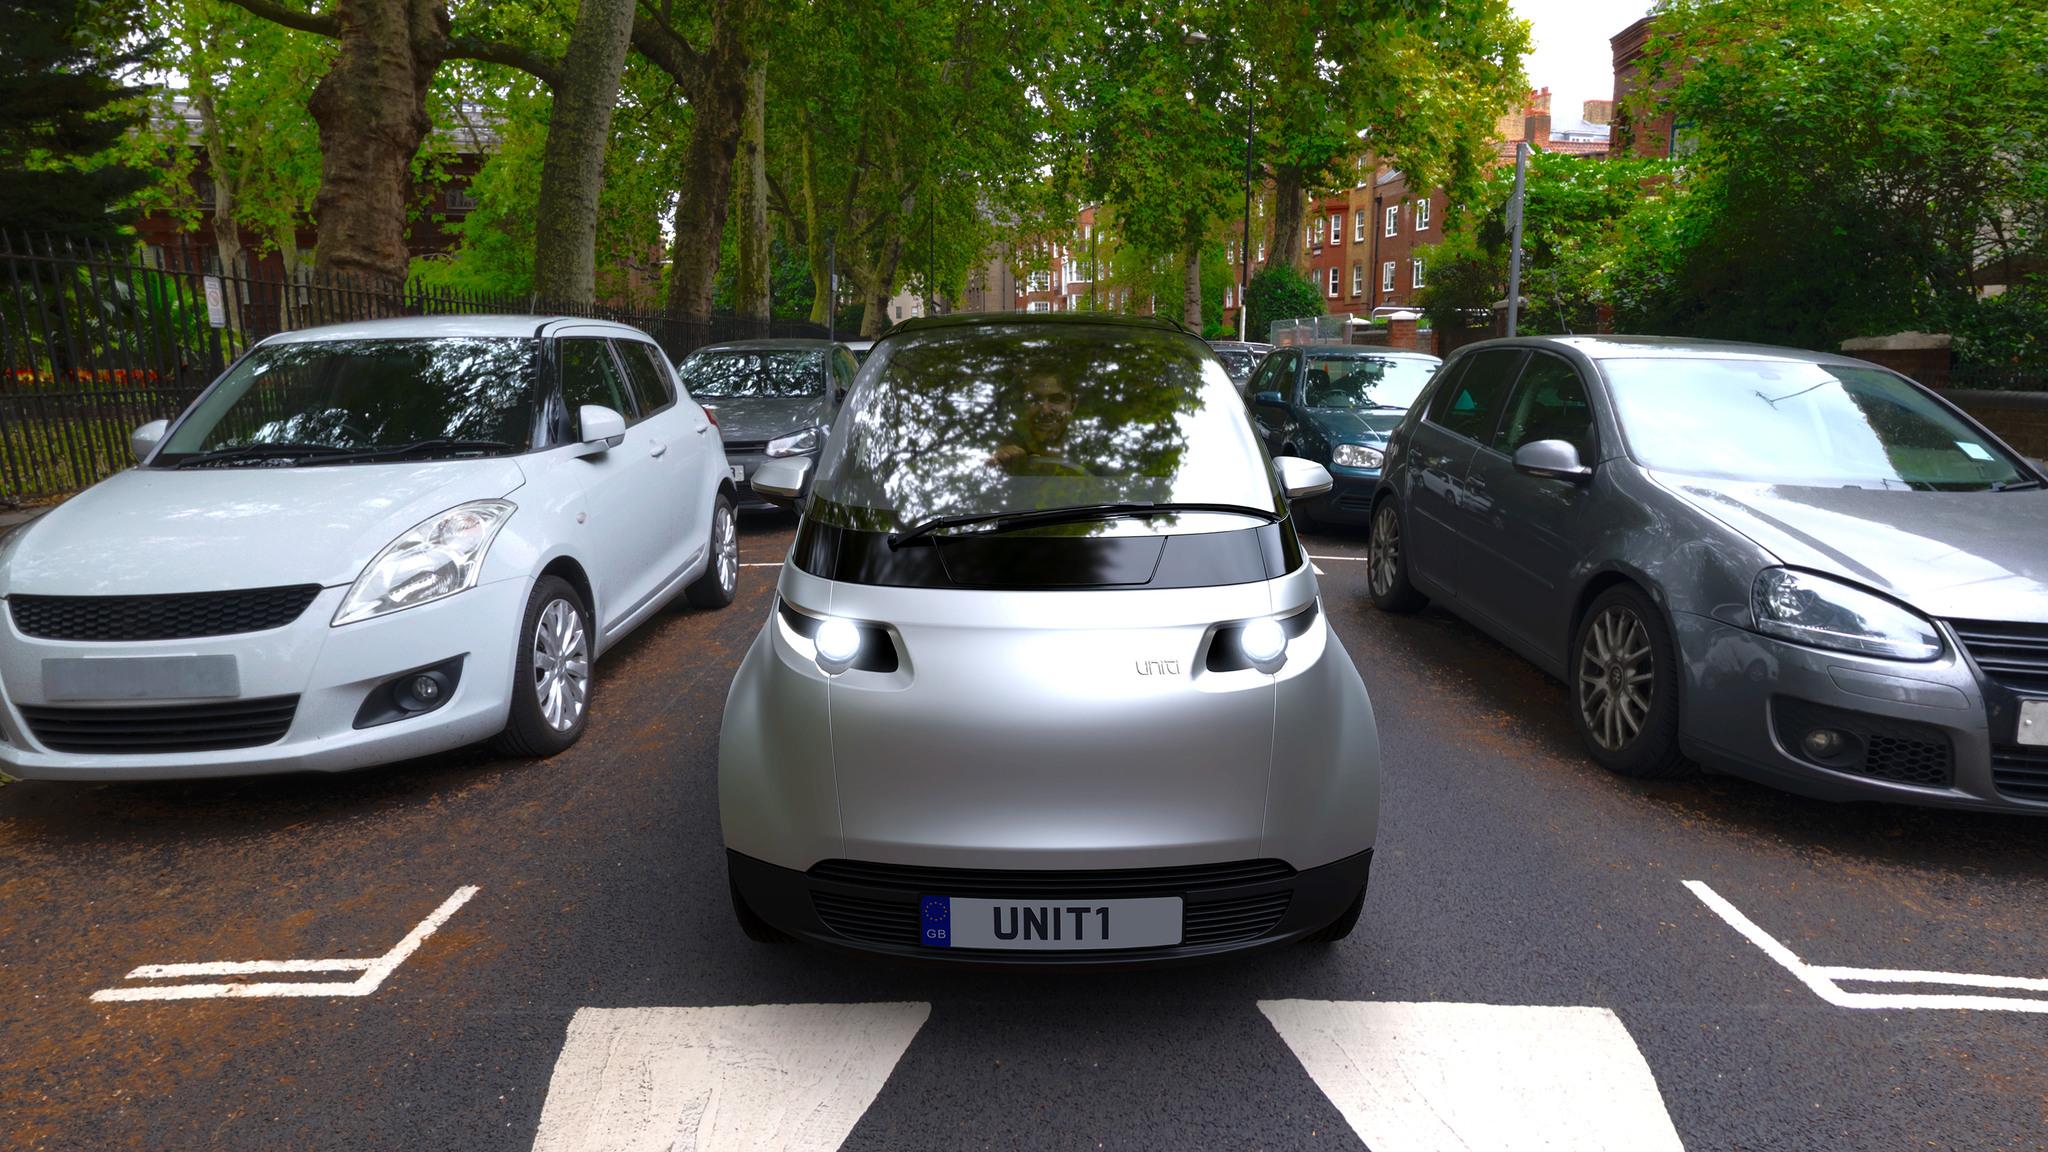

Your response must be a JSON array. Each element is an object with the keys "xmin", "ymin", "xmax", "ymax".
[
  {"xmin": 1182, "ymin": 892, "xmax": 1292, "ymax": 945},
  {"xmin": 1771, "ymin": 697, "xmax": 1955, "ymax": 788},
  {"xmin": 1991, "ymin": 745, "xmax": 2048, "ymax": 804},
  {"xmin": 1948, "ymin": 619, "xmax": 2048, "ymax": 694},
  {"xmin": 9, "ymin": 585, "xmax": 323, "ymax": 641},
  {"xmin": 19, "ymin": 695, "xmax": 299, "ymax": 754},
  {"xmin": 721, "ymin": 439, "xmax": 771, "ymax": 455}
]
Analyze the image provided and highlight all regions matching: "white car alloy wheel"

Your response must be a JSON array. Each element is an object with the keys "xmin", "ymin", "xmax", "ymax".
[
  {"xmin": 1577, "ymin": 605, "xmax": 1654, "ymax": 752},
  {"xmin": 715, "ymin": 504, "xmax": 737, "ymax": 597},
  {"xmin": 533, "ymin": 597, "xmax": 591, "ymax": 732}
]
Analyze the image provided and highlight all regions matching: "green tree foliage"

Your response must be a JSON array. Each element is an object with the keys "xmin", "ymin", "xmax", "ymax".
[
  {"xmin": 1244, "ymin": 264, "xmax": 1323, "ymax": 342},
  {"xmin": 0, "ymin": 0, "xmax": 152, "ymax": 240}
]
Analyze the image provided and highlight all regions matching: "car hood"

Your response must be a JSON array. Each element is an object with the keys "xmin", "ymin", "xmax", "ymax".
[
  {"xmin": 1658, "ymin": 474, "xmax": 2048, "ymax": 623},
  {"xmin": 706, "ymin": 395, "xmax": 831, "ymax": 444},
  {"xmin": 1304, "ymin": 409, "xmax": 1403, "ymax": 445},
  {"xmin": 0, "ymin": 459, "xmax": 527, "ymax": 596}
]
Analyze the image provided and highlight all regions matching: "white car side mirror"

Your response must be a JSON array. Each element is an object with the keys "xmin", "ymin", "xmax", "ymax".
[
  {"xmin": 130, "ymin": 419, "xmax": 168, "ymax": 464},
  {"xmin": 578, "ymin": 405, "xmax": 627, "ymax": 456},
  {"xmin": 1273, "ymin": 456, "xmax": 1334, "ymax": 500},
  {"xmin": 750, "ymin": 457, "xmax": 811, "ymax": 508}
]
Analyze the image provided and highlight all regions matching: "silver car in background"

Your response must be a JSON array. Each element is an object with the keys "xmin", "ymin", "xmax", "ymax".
[
  {"xmin": 720, "ymin": 313, "xmax": 1381, "ymax": 962},
  {"xmin": 1369, "ymin": 335, "xmax": 2048, "ymax": 813},
  {"xmin": 677, "ymin": 339, "xmax": 858, "ymax": 511}
]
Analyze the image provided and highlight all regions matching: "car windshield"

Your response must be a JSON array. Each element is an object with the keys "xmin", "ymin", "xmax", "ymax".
[
  {"xmin": 1602, "ymin": 357, "xmax": 2029, "ymax": 491},
  {"xmin": 809, "ymin": 324, "xmax": 1280, "ymax": 534},
  {"xmin": 1213, "ymin": 348, "xmax": 1259, "ymax": 384},
  {"xmin": 680, "ymin": 349, "xmax": 825, "ymax": 397},
  {"xmin": 154, "ymin": 337, "xmax": 536, "ymax": 464},
  {"xmin": 1301, "ymin": 353, "xmax": 1435, "ymax": 410}
]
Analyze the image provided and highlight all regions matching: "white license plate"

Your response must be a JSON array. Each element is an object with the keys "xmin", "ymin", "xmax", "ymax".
[
  {"xmin": 2021, "ymin": 700, "xmax": 2048, "ymax": 747},
  {"xmin": 42, "ymin": 655, "xmax": 239, "ymax": 702},
  {"xmin": 920, "ymin": 895, "xmax": 1182, "ymax": 950},
  {"xmin": 729, "ymin": 464, "xmax": 746, "ymax": 484}
]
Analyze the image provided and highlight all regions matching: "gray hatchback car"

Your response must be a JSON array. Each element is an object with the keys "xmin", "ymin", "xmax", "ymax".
[
  {"xmin": 677, "ymin": 339, "xmax": 858, "ymax": 510},
  {"xmin": 1370, "ymin": 335, "xmax": 2048, "ymax": 813}
]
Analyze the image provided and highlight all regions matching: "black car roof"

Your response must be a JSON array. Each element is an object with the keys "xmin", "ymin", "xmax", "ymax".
[{"xmin": 878, "ymin": 311, "xmax": 1195, "ymax": 340}]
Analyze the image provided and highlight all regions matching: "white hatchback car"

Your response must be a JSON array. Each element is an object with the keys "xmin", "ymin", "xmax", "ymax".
[{"xmin": 0, "ymin": 317, "xmax": 737, "ymax": 780}]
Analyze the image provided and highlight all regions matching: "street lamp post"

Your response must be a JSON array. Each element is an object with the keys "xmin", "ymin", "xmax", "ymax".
[{"xmin": 1240, "ymin": 89, "xmax": 1253, "ymax": 341}]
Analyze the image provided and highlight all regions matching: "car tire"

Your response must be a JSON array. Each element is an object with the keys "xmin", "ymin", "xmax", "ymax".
[
  {"xmin": 1305, "ymin": 885, "xmax": 1365, "ymax": 944},
  {"xmin": 730, "ymin": 875, "xmax": 791, "ymax": 944},
  {"xmin": 491, "ymin": 575, "xmax": 593, "ymax": 759},
  {"xmin": 1367, "ymin": 497, "xmax": 1428, "ymax": 613},
  {"xmin": 1569, "ymin": 584, "xmax": 1693, "ymax": 779},
  {"xmin": 684, "ymin": 492, "xmax": 738, "ymax": 610}
]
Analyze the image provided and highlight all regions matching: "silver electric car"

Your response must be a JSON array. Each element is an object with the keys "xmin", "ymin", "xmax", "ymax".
[{"xmin": 719, "ymin": 313, "xmax": 1381, "ymax": 962}]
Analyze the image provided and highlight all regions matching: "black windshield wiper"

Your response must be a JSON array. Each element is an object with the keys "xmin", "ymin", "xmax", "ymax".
[
  {"xmin": 172, "ymin": 442, "xmax": 354, "ymax": 469},
  {"xmin": 888, "ymin": 501, "xmax": 1282, "ymax": 550},
  {"xmin": 311, "ymin": 439, "xmax": 521, "ymax": 465},
  {"xmin": 1991, "ymin": 478, "xmax": 2044, "ymax": 492}
]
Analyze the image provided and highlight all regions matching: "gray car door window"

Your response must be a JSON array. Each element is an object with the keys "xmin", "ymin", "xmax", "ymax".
[
  {"xmin": 559, "ymin": 337, "xmax": 638, "ymax": 434},
  {"xmin": 1403, "ymin": 349, "xmax": 1524, "ymax": 593},
  {"xmin": 1250, "ymin": 351, "xmax": 1298, "ymax": 447},
  {"xmin": 614, "ymin": 339, "xmax": 676, "ymax": 418}
]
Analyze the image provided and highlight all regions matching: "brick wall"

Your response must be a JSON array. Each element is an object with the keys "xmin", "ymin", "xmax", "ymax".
[{"xmin": 1949, "ymin": 392, "xmax": 2048, "ymax": 463}]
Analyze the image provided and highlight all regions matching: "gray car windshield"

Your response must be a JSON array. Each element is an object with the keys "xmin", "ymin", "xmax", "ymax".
[
  {"xmin": 1302, "ymin": 354, "xmax": 1435, "ymax": 410},
  {"xmin": 680, "ymin": 350, "xmax": 826, "ymax": 397},
  {"xmin": 1213, "ymin": 348, "xmax": 1259, "ymax": 384},
  {"xmin": 1603, "ymin": 357, "xmax": 2028, "ymax": 491},
  {"xmin": 156, "ymin": 337, "xmax": 536, "ymax": 465},
  {"xmin": 809, "ymin": 324, "xmax": 1280, "ymax": 533}
]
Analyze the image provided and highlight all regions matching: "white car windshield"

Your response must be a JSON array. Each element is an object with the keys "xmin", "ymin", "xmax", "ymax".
[
  {"xmin": 1602, "ymin": 357, "xmax": 2031, "ymax": 491},
  {"xmin": 155, "ymin": 337, "xmax": 537, "ymax": 466},
  {"xmin": 809, "ymin": 324, "xmax": 1281, "ymax": 533}
]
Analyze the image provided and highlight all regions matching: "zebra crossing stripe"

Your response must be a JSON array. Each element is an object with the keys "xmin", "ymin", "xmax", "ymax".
[
  {"xmin": 1259, "ymin": 999, "xmax": 1685, "ymax": 1151},
  {"xmin": 530, "ymin": 1003, "xmax": 929, "ymax": 1152}
]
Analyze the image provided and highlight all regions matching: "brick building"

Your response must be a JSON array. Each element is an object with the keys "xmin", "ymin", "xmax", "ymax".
[{"xmin": 1610, "ymin": 16, "xmax": 1679, "ymax": 159}]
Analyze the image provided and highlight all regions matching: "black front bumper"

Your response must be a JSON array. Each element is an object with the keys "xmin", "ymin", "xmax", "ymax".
[{"xmin": 727, "ymin": 848, "xmax": 1373, "ymax": 966}]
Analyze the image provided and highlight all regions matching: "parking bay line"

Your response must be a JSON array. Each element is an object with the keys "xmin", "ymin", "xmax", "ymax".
[
  {"xmin": 91, "ymin": 885, "xmax": 478, "ymax": 1002},
  {"xmin": 1686, "ymin": 880, "xmax": 2048, "ymax": 1013},
  {"xmin": 530, "ymin": 1003, "xmax": 930, "ymax": 1152},
  {"xmin": 1260, "ymin": 999, "xmax": 1684, "ymax": 1152}
]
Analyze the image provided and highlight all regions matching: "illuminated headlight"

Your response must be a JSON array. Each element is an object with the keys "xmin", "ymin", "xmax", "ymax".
[
  {"xmin": 1332, "ymin": 443, "xmax": 1384, "ymax": 470},
  {"xmin": 814, "ymin": 616, "xmax": 862, "ymax": 669},
  {"xmin": 1752, "ymin": 568, "xmax": 1940, "ymax": 661},
  {"xmin": 333, "ymin": 500, "xmax": 515, "ymax": 626},
  {"xmin": 766, "ymin": 428, "xmax": 821, "ymax": 457},
  {"xmin": 1240, "ymin": 617, "xmax": 1287, "ymax": 664}
]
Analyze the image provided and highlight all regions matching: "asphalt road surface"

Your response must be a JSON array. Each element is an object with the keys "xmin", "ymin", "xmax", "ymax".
[{"xmin": 3, "ymin": 516, "xmax": 2044, "ymax": 1151}]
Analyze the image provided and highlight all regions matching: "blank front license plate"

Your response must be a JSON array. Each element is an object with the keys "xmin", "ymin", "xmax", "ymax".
[
  {"xmin": 2021, "ymin": 700, "xmax": 2048, "ymax": 747},
  {"xmin": 729, "ymin": 464, "xmax": 746, "ymax": 484},
  {"xmin": 920, "ymin": 895, "xmax": 1182, "ymax": 950},
  {"xmin": 42, "ymin": 655, "xmax": 239, "ymax": 702}
]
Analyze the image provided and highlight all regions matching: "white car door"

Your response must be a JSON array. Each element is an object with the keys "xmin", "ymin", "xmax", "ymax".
[
  {"xmin": 554, "ymin": 333, "xmax": 675, "ymax": 638},
  {"xmin": 613, "ymin": 336, "xmax": 714, "ymax": 582}
]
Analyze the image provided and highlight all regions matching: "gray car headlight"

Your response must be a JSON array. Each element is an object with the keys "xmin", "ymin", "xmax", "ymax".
[
  {"xmin": 1332, "ymin": 443, "xmax": 1384, "ymax": 469},
  {"xmin": 333, "ymin": 500, "xmax": 515, "ymax": 626},
  {"xmin": 766, "ymin": 428, "xmax": 820, "ymax": 457},
  {"xmin": 1752, "ymin": 568, "xmax": 1940, "ymax": 661}
]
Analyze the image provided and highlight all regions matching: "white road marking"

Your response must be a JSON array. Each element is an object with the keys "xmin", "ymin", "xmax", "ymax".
[
  {"xmin": 91, "ymin": 885, "xmax": 478, "ymax": 1002},
  {"xmin": 530, "ymin": 1002, "xmax": 929, "ymax": 1152},
  {"xmin": 1313, "ymin": 562, "xmax": 1325, "ymax": 575},
  {"xmin": 1306, "ymin": 553, "xmax": 1367, "ymax": 561},
  {"xmin": 1259, "ymin": 999, "xmax": 1684, "ymax": 1152},
  {"xmin": 1686, "ymin": 880, "xmax": 2048, "ymax": 1013}
]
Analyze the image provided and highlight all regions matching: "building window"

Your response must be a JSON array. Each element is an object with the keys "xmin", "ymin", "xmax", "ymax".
[
  {"xmin": 1384, "ymin": 205, "xmax": 1398, "ymax": 237},
  {"xmin": 445, "ymin": 187, "xmax": 477, "ymax": 212},
  {"xmin": 892, "ymin": 304, "xmax": 902, "ymax": 320},
  {"xmin": 1415, "ymin": 199, "xmax": 1431, "ymax": 231},
  {"xmin": 1027, "ymin": 300, "xmax": 1052, "ymax": 313},
  {"xmin": 1328, "ymin": 213, "xmax": 1343, "ymax": 245},
  {"xmin": 1256, "ymin": 240, "xmax": 1265, "ymax": 262},
  {"xmin": 1312, "ymin": 218, "xmax": 1325, "ymax": 247},
  {"xmin": 1354, "ymin": 209, "xmax": 1367, "ymax": 243},
  {"xmin": 1412, "ymin": 258, "xmax": 1426, "ymax": 288},
  {"xmin": 1328, "ymin": 267, "xmax": 1340, "ymax": 296},
  {"xmin": 1027, "ymin": 271, "xmax": 1051, "ymax": 293},
  {"xmin": 1351, "ymin": 263, "xmax": 1364, "ymax": 296},
  {"xmin": 1382, "ymin": 261, "xmax": 1396, "ymax": 291}
]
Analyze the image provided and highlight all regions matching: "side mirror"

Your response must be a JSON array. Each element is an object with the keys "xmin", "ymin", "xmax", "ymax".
[
  {"xmin": 1512, "ymin": 439, "xmax": 1593, "ymax": 483},
  {"xmin": 750, "ymin": 456, "xmax": 812, "ymax": 509},
  {"xmin": 1273, "ymin": 455, "xmax": 1334, "ymax": 500},
  {"xmin": 577, "ymin": 405, "xmax": 627, "ymax": 456},
  {"xmin": 129, "ymin": 419, "xmax": 168, "ymax": 464},
  {"xmin": 1253, "ymin": 390, "xmax": 1285, "ymax": 408}
]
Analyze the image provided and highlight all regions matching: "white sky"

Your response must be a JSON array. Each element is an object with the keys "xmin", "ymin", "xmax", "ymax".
[{"xmin": 1512, "ymin": 0, "xmax": 1657, "ymax": 126}]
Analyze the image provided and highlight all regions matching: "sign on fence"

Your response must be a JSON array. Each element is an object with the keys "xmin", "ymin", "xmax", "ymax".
[{"xmin": 202, "ymin": 276, "xmax": 227, "ymax": 328}]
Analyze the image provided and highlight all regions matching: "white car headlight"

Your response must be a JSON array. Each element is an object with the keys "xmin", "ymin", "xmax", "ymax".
[
  {"xmin": 333, "ymin": 500, "xmax": 515, "ymax": 626},
  {"xmin": 766, "ymin": 428, "xmax": 821, "ymax": 457},
  {"xmin": 1332, "ymin": 443, "xmax": 1384, "ymax": 470},
  {"xmin": 1752, "ymin": 568, "xmax": 1940, "ymax": 661}
]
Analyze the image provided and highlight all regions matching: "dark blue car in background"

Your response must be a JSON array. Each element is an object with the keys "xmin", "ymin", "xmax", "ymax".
[{"xmin": 1246, "ymin": 345, "xmax": 1439, "ymax": 527}]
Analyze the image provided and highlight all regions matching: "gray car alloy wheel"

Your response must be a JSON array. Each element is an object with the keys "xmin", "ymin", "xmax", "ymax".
[
  {"xmin": 1369, "ymin": 503, "xmax": 1402, "ymax": 598},
  {"xmin": 714, "ymin": 502, "xmax": 737, "ymax": 597},
  {"xmin": 1577, "ymin": 605, "xmax": 1655, "ymax": 752},
  {"xmin": 533, "ymin": 597, "xmax": 591, "ymax": 732}
]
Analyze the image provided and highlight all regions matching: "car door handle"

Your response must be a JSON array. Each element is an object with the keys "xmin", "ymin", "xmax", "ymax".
[
  {"xmin": 650, "ymin": 442, "xmax": 669, "ymax": 458},
  {"xmin": 693, "ymin": 424, "xmax": 708, "ymax": 435}
]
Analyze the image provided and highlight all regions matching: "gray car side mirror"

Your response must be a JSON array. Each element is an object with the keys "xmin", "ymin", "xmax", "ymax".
[
  {"xmin": 1253, "ymin": 391, "xmax": 1286, "ymax": 408},
  {"xmin": 577, "ymin": 405, "xmax": 627, "ymax": 456},
  {"xmin": 1512, "ymin": 439, "xmax": 1593, "ymax": 483},
  {"xmin": 1273, "ymin": 456, "xmax": 1334, "ymax": 499},
  {"xmin": 750, "ymin": 456, "xmax": 811, "ymax": 508},
  {"xmin": 129, "ymin": 419, "xmax": 169, "ymax": 464}
]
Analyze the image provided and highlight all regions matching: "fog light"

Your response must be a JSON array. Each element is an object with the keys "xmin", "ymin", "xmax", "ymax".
[
  {"xmin": 410, "ymin": 675, "xmax": 442, "ymax": 704},
  {"xmin": 1802, "ymin": 728, "xmax": 1847, "ymax": 758},
  {"xmin": 814, "ymin": 616, "xmax": 861, "ymax": 670},
  {"xmin": 1241, "ymin": 616, "xmax": 1287, "ymax": 666}
]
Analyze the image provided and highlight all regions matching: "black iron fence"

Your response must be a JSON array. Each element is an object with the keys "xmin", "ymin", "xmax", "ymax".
[
  {"xmin": 1951, "ymin": 363, "xmax": 2048, "ymax": 392},
  {"xmin": 0, "ymin": 232, "xmax": 826, "ymax": 502}
]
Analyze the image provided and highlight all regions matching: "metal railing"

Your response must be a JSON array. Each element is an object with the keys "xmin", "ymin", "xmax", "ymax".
[{"xmin": 0, "ymin": 232, "xmax": 825, "ymax": 502}]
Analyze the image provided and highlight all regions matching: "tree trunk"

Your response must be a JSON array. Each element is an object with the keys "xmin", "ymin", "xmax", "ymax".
[
  {"xmin": 1182, "ymin": 237, "xmax": 1203, "ymax": 330},
  {"xmin": 663, "ymin": 0, "xmax": 754, "ymax": 322},
  {"xmin": 193, "ymin": 90, "xmax": 247, "ymax": 333},
  {"xmin": 531, "ymin": 0, "xmax": 638, "ymax": 307},
  {"xmin": 303, "ymin": 0, "xmax": 448, "ymax": 288},
  {"xmin": 1269, "ymin": 162, "xmax": 1306, "ymax": 272},
  {"xmin": 733, "ymin": 62, "xmax": 770, "ymax": 334},
  {"xmin": 862, "ymin": 210, "xmax": 909, "ymax": 338}
]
